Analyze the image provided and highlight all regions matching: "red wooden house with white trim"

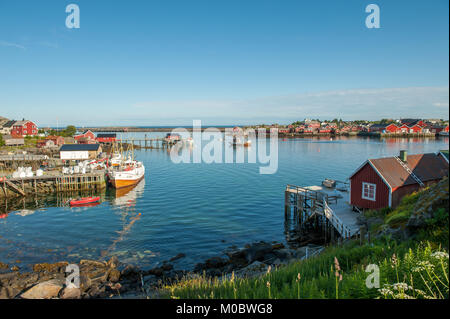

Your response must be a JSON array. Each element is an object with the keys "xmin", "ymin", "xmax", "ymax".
[
  {"xmin": 11, "ymin": 120, "xmax": 38, "ymax": 137},
  {"xmin": 349, "ymin": 151, "xmax": 448, "ymax": 209}
]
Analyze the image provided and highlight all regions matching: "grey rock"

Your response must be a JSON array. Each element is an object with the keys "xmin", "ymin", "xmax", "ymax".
[
  {"xmin": 21, "ymin": 279, "xmax": 64, "ymax": 299},
  {"xmin": 60, "ymin": 287, "xmax": 81, "ymax": 299}
]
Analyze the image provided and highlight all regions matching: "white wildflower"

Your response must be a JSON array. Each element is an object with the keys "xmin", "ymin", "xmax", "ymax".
[
  {"xmin": 392, "ymin": 282, "xmax": 412, "ymax": 291},
  {"xmin": 431, "ymin": 251, "xmax": 449, "ymax": 260}
]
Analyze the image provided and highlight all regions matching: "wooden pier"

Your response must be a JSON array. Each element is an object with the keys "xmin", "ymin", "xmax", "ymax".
[
  {"xmin": 284, "ymin": 184, "xmax": 360, "ymax": 242},
  {"xmin": 1, "ymin": 172, "xmax": 106, "ymax": 198},
  {"xmin": 55, "ymin": 173, "xmax": 106, "ymax": 192},
  {"xmin": 119, "ymin": 137, "xmax": 180, "ymax": 149}
]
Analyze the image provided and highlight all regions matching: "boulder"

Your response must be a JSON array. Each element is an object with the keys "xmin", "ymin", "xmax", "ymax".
[
  {"xmin": 238, "ymin": 261, "xmax": 269, "ymax": 277},
  {"xmin": 121, "ymin": 265, "xmax": 141, "ymax": 279},
  {"xmin": 169, "ymin": 253, "xmax": 186, "ymax": 262},
  {"xmin": 21, "ymin": 279, "xmax": 63, "ymax": 299},
  {"xmin": 205, "ymin": 257, "xmax": 227, "ymax": 269},
  {"xmin": 80, "ymin": 259, "xmax": 106, "ymax": 269},
  {"xmin": 271, "ymin": 243, "xmax": 285, "ymax": 250},
  {"xmin": 147, "ymin": 267, "xmax": 164, "ymax": 277},
  {"xmin": 60, "ymin": 287, "xmax": 81, "ymax": 299},
  {"xmin": 106, "ymin": 256, "xmax": 119, "ymax": 269},
  {"xmin": 0, "ymin": 286, "xmax": 21, "ymax": 299},
  {"xmin": 108, "ymin": 269, "xmax": 121, "ymax": 283},
  {"xmin": 32, "ymin": 262, "xmax": 68, "ymax": 273},
  {"xmin": 244, "ymin": 242, "xmax": 273, "ymax": 263},
  {"xmin": 273, "ymin": 249, "xmax": 292, "ymax": 260},
  {"xmin": 161, "ymin": 263, "xmax": 174, "ymax": 271}
]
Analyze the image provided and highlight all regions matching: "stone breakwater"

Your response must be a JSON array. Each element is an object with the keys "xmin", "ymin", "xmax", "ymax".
[{"xmin": 0, "ymin": 241, "xmax": 322, "ymax": 299}]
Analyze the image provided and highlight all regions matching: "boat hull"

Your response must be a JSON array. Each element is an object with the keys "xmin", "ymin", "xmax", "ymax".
[
  {"xmin": 109, "ymin": 174, "xmax": 145, "ymax": 189},
  {"xmin": 70, "ymin": 196, "xmax": 101, "ymax": 206}
]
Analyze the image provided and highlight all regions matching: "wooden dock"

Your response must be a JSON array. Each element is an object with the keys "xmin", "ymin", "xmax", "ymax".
[
  {"xmin": 285, "ymin": 184, "xmax": 360, "ymax": 241},
  {"xmin": 1, "ymin": 172, "xmax": 106, "ymax": 198},
  {"xmin": 119, "ymin": 137, "xmax": 180, "ymax": 149}
]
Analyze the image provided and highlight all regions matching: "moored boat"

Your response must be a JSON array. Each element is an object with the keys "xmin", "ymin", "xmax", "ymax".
[
  {"xmin": 70, "ymin": 196, "xmax": 101, "ymax": 206},
  {"xmin": 108, "ymin": 160, "xmax": 145, "ymax": 189},
  {"xmin": 107, "ymin": 140, "xmax": 146, "ymax": 189}
]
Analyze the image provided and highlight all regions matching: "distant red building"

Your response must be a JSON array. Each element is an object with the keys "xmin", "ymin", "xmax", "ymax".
[
  {"xmin": 11, "ymin": 120, "xmax": 38, "ymax": 137},
  {"xmin": 349, "ymin": 151, "xmax": 448, "ymax": 209},
  {"xmin": 408, "ymin": 124, "xmax": 423, "ymax": 133},
  {"xmin": 37, "ymin": 135, "xmax": 65, "ymax": 148},
  {"xmin": 74, "ymin": 130, "xmax": 96, "ymax": 143},
  {"xmin": 369, "ymin": 123, "xmax": 399, "ymax": 133},
  {"xmin": 96, "ymin": 133, "xmax": 117, "ymax": 143}
]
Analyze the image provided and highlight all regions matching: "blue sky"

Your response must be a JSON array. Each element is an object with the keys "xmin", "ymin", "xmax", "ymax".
[{"xmin": 0, "ymin": 0, "xmax": 448, "ymax": 126}]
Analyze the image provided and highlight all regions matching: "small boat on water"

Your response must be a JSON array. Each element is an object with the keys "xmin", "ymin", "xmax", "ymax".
[
  {"xmin": 108, "ymin": 160, "xmax": 145, "ymax": 189},
  {"xmin": 322, "ymin": 178, "xmax": 336, "ymax": 188},
  {"xmin": 70, "ymin": 196, "xmax": 101, "ymax": 206},
  {"xmin": 107, "ymin": 141, "xmax": 145, "ymax": 189},
  {"xmin": 230, "ymin": 136, "xmax": 252, "ymax": 147}
]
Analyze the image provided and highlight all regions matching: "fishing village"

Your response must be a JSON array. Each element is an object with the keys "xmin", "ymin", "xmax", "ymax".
[
  {"xmin": 0, "ymin": 2, "xmax": 448, "ymax": 316},
  {"xmin": 0, "ymin": 114, "xmax": 448, "ymax": 300}
]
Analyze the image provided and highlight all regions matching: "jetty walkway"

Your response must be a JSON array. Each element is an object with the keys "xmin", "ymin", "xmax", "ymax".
[{"xmin": 285, "ymin": 184, "xmax": 360, "ymax": 240}]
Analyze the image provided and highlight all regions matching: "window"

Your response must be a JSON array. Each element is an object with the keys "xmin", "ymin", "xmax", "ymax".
[{"xmin": 362, "ymin": 182, "xmax": 376, "ymax": 201}]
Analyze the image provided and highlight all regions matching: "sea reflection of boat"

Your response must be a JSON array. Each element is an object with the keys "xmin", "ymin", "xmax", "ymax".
[
  {"xmin": 15, "ymin": 209, "xmax": 35, "ymax": 217},
  {"xmin": 112, "ymin": 179, "xmax": 145, "ymax": 206}
]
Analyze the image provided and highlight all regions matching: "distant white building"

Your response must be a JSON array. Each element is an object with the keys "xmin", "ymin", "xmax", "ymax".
[
  {"xmin": 59, "ymin": 144, "xmax": 102, "ymax": 160},
  {"xmin": 0, "ymin": 120, "xmax": 16, "ymax": 135}
]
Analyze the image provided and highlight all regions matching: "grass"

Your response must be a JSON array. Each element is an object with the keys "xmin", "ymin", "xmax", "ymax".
[
  {"xmin": 385, "ymin": 192, "xmax": 420, "ymax": 227},
  {"xmin": 160, "ymin": 179, "xmax": 449, "ymax": 299},
  {"xmin": 161, "ymin": 240, "xmax": 448, "ymax": 299}
]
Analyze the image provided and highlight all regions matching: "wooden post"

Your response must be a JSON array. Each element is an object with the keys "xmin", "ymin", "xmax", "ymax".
[
  {"xmin": 360, "ymin": 226, "xmax": 366, "ymax": 246},
  {"xmin": 284, "ymin": 190, "xmax": 291, "ymax": 216}
]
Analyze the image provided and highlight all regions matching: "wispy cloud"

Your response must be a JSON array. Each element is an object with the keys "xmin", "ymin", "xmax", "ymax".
[
  {"xmin": 0, "ymin": 40, "xmax": 26, "ymax": 50},
  {"xmin": 131, "ymin": 86, "xmax": 449, "ymax": 124},
  {"xmin": 433, "ymin": 102, "xmax": 449, "ymax": 108},
  {"xmin": 39, "ymin": 41, "xmax": 59, "ymax": 49}
]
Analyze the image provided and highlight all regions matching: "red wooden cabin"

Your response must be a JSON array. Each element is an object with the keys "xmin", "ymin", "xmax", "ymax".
[
  {"xmin": 96, "ymin": 133, "xmax": 117, "ymax": 143},
  {"xmin": 349, "ymin": 151, "xmax": 448, "ymax": 210}
]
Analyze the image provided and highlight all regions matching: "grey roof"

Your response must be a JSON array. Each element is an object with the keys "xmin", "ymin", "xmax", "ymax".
[
  {"xmin": 60, "ymin": 144, "xmax": 101, "ymax": 151},
  {"xmin": 1, "ymin": 120, "xmax": 16, "ymax": 128},
  {"xmin": 97, "ymin": 133, "xmax": 116, "ymax": 138}
]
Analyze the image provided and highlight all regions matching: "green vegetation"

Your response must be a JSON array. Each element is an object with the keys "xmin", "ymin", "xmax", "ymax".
[
  {"xmin": 0, "ymin": 134, "xmax": 4, "ymax": 147},
  {"xmin": 163, "ymin": 179, "xmax": 449, "ymax": 299},
  {"xmin": 46, "ymin": 125, "xmax": 77, "ymax": 137}
]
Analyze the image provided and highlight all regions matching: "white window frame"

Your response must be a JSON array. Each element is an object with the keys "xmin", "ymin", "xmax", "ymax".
[{"xmin": 362, "ymin": 182, "xmax": 376, "ymax": 201}]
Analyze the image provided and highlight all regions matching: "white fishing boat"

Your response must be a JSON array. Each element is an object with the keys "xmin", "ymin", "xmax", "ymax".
[
  {"xmin": 107, "ymin": 140, "xmax": 145, "ymax": 189},
  {"xmin": 108, "ymin": 159, "xmax": 145, "ymax": 189}
]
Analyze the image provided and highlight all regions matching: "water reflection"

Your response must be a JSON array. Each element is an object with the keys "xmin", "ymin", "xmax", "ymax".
[
  {"xmin": 0, "ymin": 180, "xmax": 146, "ymax": 219},
  {"xmin": 111, "ymin": 179, "xmax": 145, "ymax": 207}
]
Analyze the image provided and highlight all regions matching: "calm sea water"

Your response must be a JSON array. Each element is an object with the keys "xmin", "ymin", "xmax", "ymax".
[{"xmin": 0, "ymin": 135, "xmax": 448, "ymax": 270}]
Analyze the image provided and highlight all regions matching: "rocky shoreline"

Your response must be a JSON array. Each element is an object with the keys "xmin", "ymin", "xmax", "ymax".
[{"xmin": 0, "ymin": 241, "xmax": 322, "ymax": 299}]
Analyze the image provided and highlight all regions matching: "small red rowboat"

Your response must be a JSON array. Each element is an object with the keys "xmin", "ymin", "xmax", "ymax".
[{"xmin": 69, "ymin": 196, "xmax": 101, "ymax": 206}]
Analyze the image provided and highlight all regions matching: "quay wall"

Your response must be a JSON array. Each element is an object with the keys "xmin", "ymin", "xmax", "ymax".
[{"xmin": 0, "ymin": 173, "xmax": 107, "ymax": 199}]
